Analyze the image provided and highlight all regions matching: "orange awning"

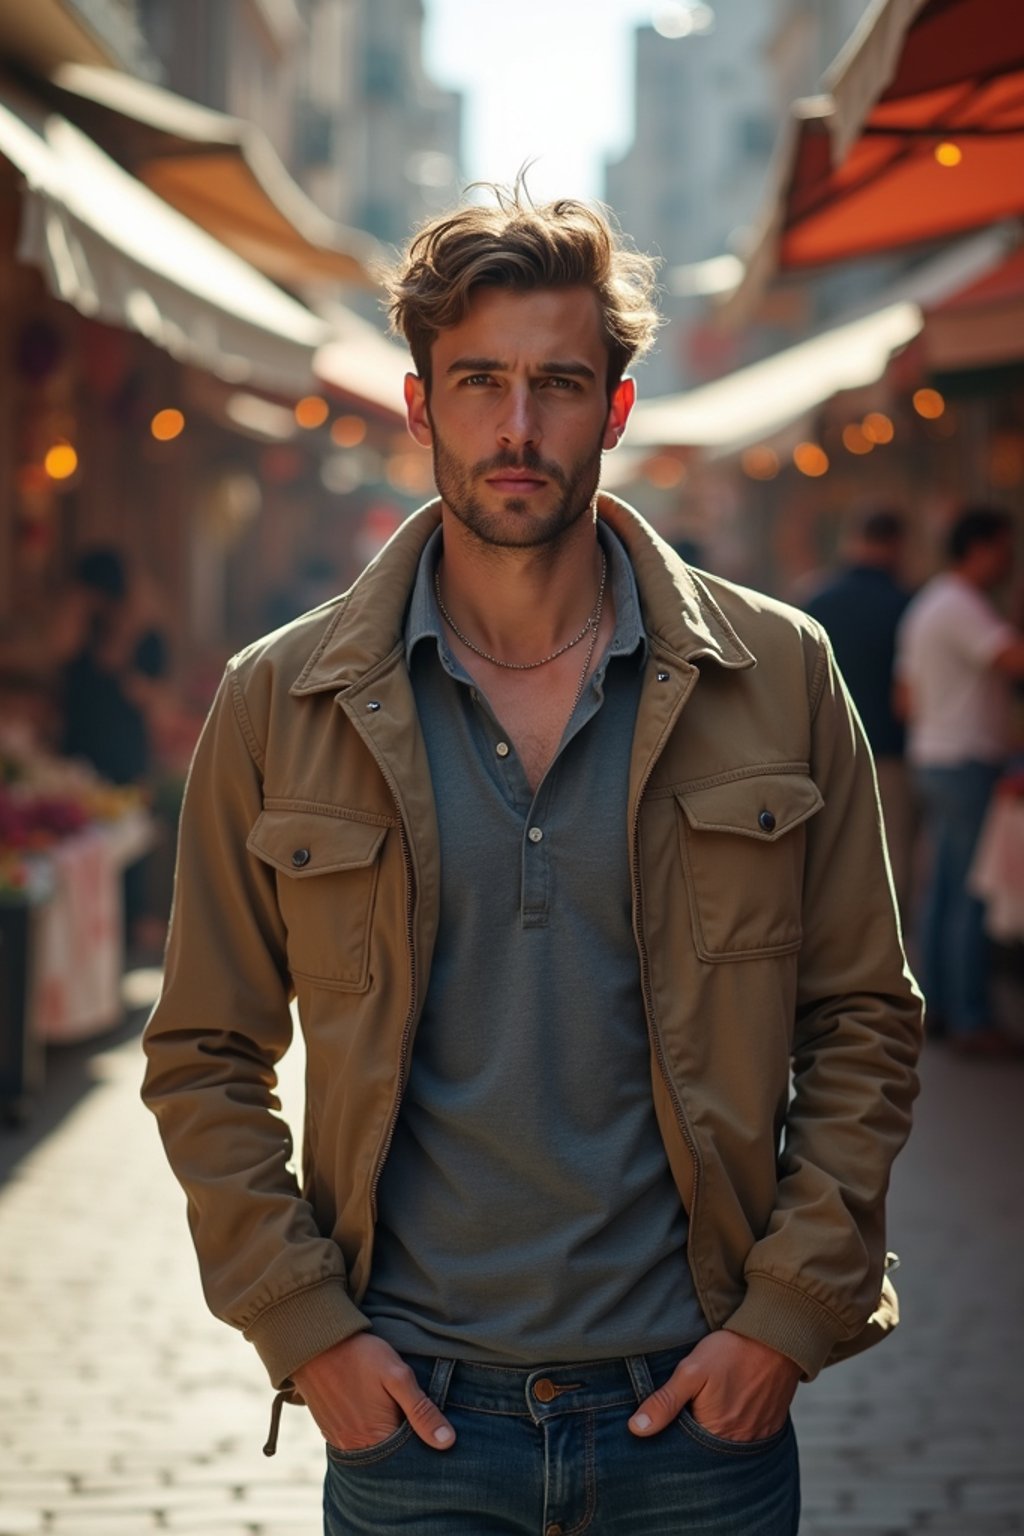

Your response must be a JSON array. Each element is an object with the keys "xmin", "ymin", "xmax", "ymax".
[
  {"xmin": 925, "ymin": 245, "xmax": 1024, "ymax": 371},
  {"xmin": 727, "ymin": 0, "xmax": 1024, "ymax": 319}
]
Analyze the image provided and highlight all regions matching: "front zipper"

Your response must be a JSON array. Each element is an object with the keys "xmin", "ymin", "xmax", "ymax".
[
  {"xmin": 369, "ymin": 816, "xmax": 417, "ymax": 1223},
  {"xmin": 630, "ymin": 660, "xmax": 713, "ymax": 1322},
  {"xmin": 335, "ymin": 667, "xmax": 426, "ymax": 1242}
]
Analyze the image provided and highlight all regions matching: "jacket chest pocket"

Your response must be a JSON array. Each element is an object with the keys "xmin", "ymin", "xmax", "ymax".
[
  {"xmin": 675, "ymin": 772, "xmax": 823, "ymax": 962},
  {"xmin": 247, "ymin": 808, "xmax": 389, "ymax": 991}
]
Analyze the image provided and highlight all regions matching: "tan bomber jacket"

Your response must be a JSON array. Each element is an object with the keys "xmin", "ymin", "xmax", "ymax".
[{"xmin": 142, "ymin": 495, "xmax": 923, "ymax": 1393}]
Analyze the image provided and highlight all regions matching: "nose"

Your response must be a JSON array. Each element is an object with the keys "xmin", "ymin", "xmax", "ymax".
[{"xmin": 498, "ymin": 385, "xmax": 541, "ymax": 452}]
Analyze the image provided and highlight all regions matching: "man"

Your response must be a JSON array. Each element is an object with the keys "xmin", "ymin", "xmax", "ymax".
[
  {"xmin": 143, "ymin": 189, "xmax": 921, "ymax": 1535},
  {"xmin": 803, "ymin": 509, "xmax": 912, "ymax": 914},
  {"xmin": 896, "ymin": 506, "xmax": 1024, "ymax": 1055}
]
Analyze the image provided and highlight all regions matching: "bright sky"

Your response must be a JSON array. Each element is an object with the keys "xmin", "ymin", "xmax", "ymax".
[{"xmin": 423, "ymin": 0, "xmax": 705, "ymax": 202}]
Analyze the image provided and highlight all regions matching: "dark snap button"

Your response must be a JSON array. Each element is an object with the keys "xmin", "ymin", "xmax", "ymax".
[
  {"xmin": 366, "ymin": 700, "xmax": 381, "ymax": 712},
  {"xmin": 657, "ymin": 670, "xmax": 670, "ymax": 682},
  {"xmin": 758, "ymin": 810, "xmax": 776, "ymax": 832},
  {"xmin": 291, "ymin": 848, "xmax": 311, "ymax": 868},
  {"xmin": 533, "ymin": 1378, "xmax": 557, "ymax": 1403}
]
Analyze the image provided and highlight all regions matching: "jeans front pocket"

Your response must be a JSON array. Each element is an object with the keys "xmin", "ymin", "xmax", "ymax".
[
  {"xmin": 678, "ymin": 1406, "xmax": 793, "ymax": 1458},
  {"xmin": 325, "ymin": 1419, "xmax": 415, "ymax": 1466}
]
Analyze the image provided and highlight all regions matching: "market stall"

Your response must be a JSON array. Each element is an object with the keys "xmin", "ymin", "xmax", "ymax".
[{"xmin": 0, "ymin": 734, "xmax": 154, "ymax": 1119}]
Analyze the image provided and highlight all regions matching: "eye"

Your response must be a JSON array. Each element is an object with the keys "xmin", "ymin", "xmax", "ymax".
[
  {"xmin": 459, "ymin": 373, "xmax": 495, "ymax": 387},
  {"xmin": 542, "ymin": 376, "xmax": 584, "ymax": 392}
]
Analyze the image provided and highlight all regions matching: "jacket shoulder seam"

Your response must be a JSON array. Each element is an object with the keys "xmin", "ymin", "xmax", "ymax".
[
  {"xmin": 807, "ymin": 628, "xmax": 831, "ymax": 718},
  {"xmin": 228, "ymin": 665, "xmax": 266, "ymax": 775}
]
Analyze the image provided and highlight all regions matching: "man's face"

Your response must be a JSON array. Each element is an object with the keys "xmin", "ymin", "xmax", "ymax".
[{"xmin": 404, "ymin": 285, "xmax": 634, "ymax": 551}]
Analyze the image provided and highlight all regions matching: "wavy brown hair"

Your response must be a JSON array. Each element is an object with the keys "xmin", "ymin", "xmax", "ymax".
[{"xmin": 383, "ymin": 180, "xmax": 661, "ymax": 397}]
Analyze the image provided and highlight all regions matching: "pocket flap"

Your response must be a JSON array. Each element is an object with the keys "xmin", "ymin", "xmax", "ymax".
[
  {"xmin": 247, "ymin": 809, "xmax": 387, "ymax": 877},
  {"xmin": 677, "ymin": 772, "xmax": 823, "ymax": 842}
]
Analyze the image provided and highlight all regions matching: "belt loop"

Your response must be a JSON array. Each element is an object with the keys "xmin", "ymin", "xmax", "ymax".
[
  {"xmin": 625, "ymin": 1353, "xmax": 655, "ymax": 1406},
  {"xmin": 428, "ymin": 1356, "xmax": 455, "ymax": 1412}
]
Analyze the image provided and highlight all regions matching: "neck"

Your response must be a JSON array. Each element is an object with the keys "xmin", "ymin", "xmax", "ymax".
[{"xmin": 437, "ymin": 504, "xmax": 605, "ymax": 664}]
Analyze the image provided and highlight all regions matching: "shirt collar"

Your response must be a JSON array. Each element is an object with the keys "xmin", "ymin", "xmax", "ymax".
[{"xmin": 403, "ymin": 523, "xmax": 647, "ymax": 668}]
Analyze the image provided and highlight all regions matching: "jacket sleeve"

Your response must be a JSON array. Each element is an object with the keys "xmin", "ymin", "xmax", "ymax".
[
  {"xmin": 141, "ymin": 665, "xmax": 370, "ymax": 1388},
  {"xmin": 724, "ymin": 632, "xmax": 923, "ymax": 1377}
]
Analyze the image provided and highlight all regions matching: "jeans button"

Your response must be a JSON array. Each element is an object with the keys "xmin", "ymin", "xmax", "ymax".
[{"xmin": 533, "ymin": 1378, "xmax": 557, "ymax": 1403}]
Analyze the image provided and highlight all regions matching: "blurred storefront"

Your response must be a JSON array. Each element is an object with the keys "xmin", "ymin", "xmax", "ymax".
[
  {"xmin": 0, "ymin": 7, "xmax": 417, "ymax": 1103},
  {"xmin": 621, "ymin": 0, "xmax": 1024, "ymax": 598}
]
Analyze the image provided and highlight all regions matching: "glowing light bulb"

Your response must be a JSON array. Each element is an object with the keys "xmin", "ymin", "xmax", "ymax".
[
  {"xmin": 44, "ymin": 442, "xmax": 78, "ymax": 480},
  {"xmin": 331, "ymin": 415, "xmax": 368, "ymax": 448},
  {"xmin": 793, "ymin": 443, "xmax": 829, "ymax": 478},
  {"xmin": 295, "ymin": 395, "xmax": 329, "ymax": 429},
  {"xmin": 151, "ymin": 409, "xmax": 185, "ymax": 442},
  {"xmin": 862, "ymin": 412, "xmax": 894, "ymax": 445},
  {"xmin": 842, "ymin": 424, "xmax": 873, "ymax": 456},
  {"xmin": 913, "ymin": 388, "xmax": 945, "ymax": 420},
  {"xmin": 740, "ymin": 446, "xmax": 779, "ymax": 480}
]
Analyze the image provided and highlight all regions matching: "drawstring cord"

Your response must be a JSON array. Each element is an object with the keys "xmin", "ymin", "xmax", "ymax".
[{"xmin": 263, "ymin": 1389, "xmax": 290, "ymax": 1456}]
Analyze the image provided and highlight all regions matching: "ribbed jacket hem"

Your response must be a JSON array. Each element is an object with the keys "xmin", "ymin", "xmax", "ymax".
[
  {"xmin": 723, "ymin": 1274, "xmax": 850, "ymax": 1380},
  {"xmin": 245, "ymin": 1278, "xmax": 371, "ymax": 1389}
]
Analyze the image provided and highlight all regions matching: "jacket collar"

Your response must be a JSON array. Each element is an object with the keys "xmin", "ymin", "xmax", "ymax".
[{"xmin": 290, "ymin": 493, "xmax": 754, "ymax": 697}]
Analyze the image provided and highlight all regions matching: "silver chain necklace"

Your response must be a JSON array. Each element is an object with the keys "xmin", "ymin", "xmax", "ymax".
[{"xmin": 434, "ymin": 551, "xmax": 607, "ymax": 672}]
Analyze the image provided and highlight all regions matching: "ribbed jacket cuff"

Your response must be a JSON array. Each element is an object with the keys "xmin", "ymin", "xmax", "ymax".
[
  {"xmin": 245, "ymin": 1278, "xmax": 371, "ymax": 1388},
  {"xmin": 723, "ymin": 1275, "xmax": 846, "ymax": 1380}
]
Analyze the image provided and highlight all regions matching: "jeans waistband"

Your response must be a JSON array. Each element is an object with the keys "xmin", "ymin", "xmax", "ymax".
[{"xmin": 404, "ymin": 1344, "xmax": 694, "ymax": 1421}]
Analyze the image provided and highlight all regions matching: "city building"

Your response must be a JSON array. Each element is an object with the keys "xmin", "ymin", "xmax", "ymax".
[
  {"xmin": 604, "ymin": 0, "xmax": 873, "ymax": 392},
  {"xmin": 136, "ymin": 0, "xmax": 463, "ymax": 248}
]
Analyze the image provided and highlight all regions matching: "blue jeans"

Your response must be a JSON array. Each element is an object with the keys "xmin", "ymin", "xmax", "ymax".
[
  {"xmin": 915, "ymin": 761, "xmax": 1002, "ymax": 1036},
  {"xmin": 323, "ymin": 1346, "xmax": 800, "ymax": 1535}
]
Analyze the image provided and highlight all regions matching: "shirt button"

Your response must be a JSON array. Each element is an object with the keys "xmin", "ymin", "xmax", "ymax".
[
  {"xmin": 758, "ymin": 810, "xmax": 777, "ymax": 832},
  {"xmin": 527, "ymin": 826, "xmax": 544, "ymax": 844},
  {"xmin": 291, "ymin": 848, "xmax": 311, "ymax": 868},
  {"xmin": 496, "ymin": 741, "xmax": 510, "ymax": 758}
]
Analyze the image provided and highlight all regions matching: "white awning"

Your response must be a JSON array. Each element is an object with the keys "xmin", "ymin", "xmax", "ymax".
[
  {"xmin": 0, "ymin": 84, "xmax": 328, "ymax": 394},
  {"xmin": 628, "ymin": 304, "xmax": 923, "ymax": 453},
  {"xmin": 50, "ymin": 63, "xmax": 380, "ymax": 289},
  {"xmin": 314, "ymin": 306, "xmax": 414, "ymax": 421},
  {"xmin": 630, "ymin": 228, "xmax": 1016, "ymax": 453}
]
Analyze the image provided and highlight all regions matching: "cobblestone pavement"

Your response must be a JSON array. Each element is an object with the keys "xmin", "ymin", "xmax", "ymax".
[{"xmin": 1, "ymin": 987, "xmax": 1022, "ymax": 1536}]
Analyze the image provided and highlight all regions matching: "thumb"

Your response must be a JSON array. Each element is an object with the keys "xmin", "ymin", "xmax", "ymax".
[
  {"xmin": 389, "ymin": 1374, "xmax": 456, "ymax": 1452},
  {"xmin": 629, "ymin": 1360, "xmax": 702, "ymax": 1437}
]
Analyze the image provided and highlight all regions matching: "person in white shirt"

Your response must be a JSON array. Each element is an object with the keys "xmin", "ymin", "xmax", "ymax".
[{"xmin": 896, "ymin": 506, "xmax": 1024, "ymax": 1054}]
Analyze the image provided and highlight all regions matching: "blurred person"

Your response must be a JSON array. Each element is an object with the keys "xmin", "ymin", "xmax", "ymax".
[
  {"xmin": 803, "ymin": 509, "xmax": 913, "ymax": 914},
  {"xmin": 57, "ymin": 547, "xmax": 168, "ymax": 786},
  {"xmin": 58, "ymin": 547, "xmax": 170, "ymax": 953},
  {"xmin": 896, "ymin": 505, "xmax": 1024, "ymax": 1055},
  {"xmin": 143, "ymin": 186, "xmax": 921, "ymax": 1536}
]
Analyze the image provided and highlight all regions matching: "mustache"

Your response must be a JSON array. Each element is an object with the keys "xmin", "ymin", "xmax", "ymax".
[{"xmin": 473, "ymin": 449, "xmax": 567, "ymax": 487}]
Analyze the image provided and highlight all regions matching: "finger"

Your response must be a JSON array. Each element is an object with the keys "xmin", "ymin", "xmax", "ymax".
[
  {"xmin": 388, "ymin": 1366, "xmax": 456, "ymax": 1450},
  {"xmin": 629, "ymin": 1362, "xmax": 700, "ymax": 1437}
]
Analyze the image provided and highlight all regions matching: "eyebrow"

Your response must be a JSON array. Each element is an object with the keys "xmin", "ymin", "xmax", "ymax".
[{"xmin": 445, "ymin": 356, "xmax": 598, "ymax": 381}]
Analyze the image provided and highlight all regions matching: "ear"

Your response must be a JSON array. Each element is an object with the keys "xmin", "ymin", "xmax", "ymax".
[
  {"xmin": 405, "ymin": 374, "xmax": 432, "ymax": 447},
  {"xmin": 603, "ymin": 376, "xmax": 636, "ymax": 451}
]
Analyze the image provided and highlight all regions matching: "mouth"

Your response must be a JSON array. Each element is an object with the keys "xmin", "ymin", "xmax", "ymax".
[{"xmin": 483, "ymin": 472, "xmax": 548, "ymax": 494}]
